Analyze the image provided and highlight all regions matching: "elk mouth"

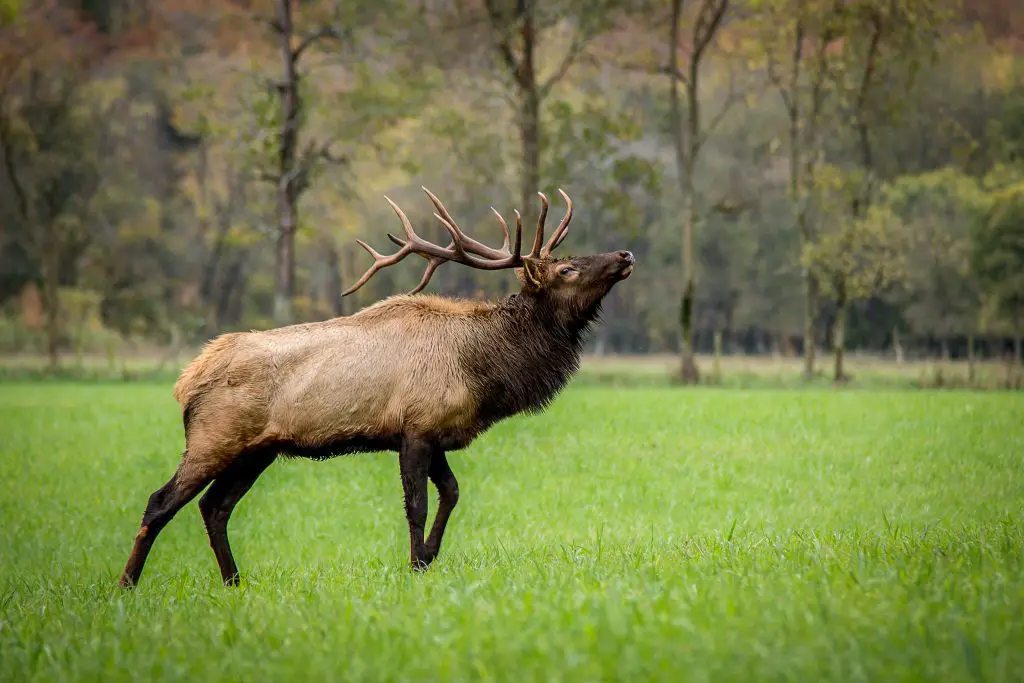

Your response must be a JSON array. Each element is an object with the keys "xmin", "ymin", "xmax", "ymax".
[{"xmin": 614, "ymin": 251, "xmax": 635, "ymax": 280}]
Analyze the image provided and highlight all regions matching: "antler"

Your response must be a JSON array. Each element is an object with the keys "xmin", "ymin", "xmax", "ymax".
[
  {"xmin": 342, "ymin": 187, "xmax": 573, "ymax": 296},
  {"xmin": 532, "ymin": 188, "xmax": 573, "ymax": 259}
]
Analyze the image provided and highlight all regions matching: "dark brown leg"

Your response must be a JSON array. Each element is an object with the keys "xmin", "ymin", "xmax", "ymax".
[
  {"xmin": 423, "ymin": 451, "xmax": 459, "ymax": 565},
  {"xmin": 198, "ymin": 450, "xmax": 276, "ymax": 586},
  {"xmin": 399, "ymin": 436, "xmax": 433, "ymax": 570},
  {"xmin": 119, "ymin": 460, "xmax": 214, "ymax": 588}
]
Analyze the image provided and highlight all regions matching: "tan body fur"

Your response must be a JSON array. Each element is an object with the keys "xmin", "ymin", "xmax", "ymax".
[{"xmin": 174, "ymin": 295, "xmax": 493, "ymax": 480}]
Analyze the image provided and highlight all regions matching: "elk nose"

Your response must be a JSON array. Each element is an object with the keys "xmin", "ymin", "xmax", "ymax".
[{"xmin": 617, "ymin": 250, "xmax": 634, "ymax": 264}]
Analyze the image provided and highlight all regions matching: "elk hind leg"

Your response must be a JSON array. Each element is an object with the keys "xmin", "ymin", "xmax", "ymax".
[
  {"xmin": 199, "ymin": 450, "xmax": 276, "ymax": 586},
  {"xmin": 119, "ymin": 457, "xmax": 214, "ymax": 588},
  {"xmin": 423, "ymin": 451, "xmax": 459, "ymax": 566}
]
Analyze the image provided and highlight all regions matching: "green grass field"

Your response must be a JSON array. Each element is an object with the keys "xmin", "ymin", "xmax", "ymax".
[{"xmin": 1, "ymin": 382, "xmax": 1022, "ymax": 682}]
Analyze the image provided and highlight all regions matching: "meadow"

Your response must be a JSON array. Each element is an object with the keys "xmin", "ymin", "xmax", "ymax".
[{"xmin": 1, "ymin": 379, "xmax": 1022, "ymax": 682}]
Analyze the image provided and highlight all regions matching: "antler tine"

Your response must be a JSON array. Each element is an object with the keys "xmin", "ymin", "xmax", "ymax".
[
  {"xmin": 528, "ymin": 191, "xmax": 549, "ymax": 259},
  {"xmin": 490, "ymin": 207, "xmax": 511, "ymax": 254},
  {"xmin": 341, "ymin": 238, "xmax": 414, "ymax": 296},
  {"xmin": 541, "ymin": 188, "xmax": 573, "ymax": 256},
  {"xmin": 509, "ymin": 208, "xmax": 520, "ymax": 255},
  {"xmin": 407, "ymin": 256, "xmax": 446, "ymax": 295},
  {"xmin": 421, "ymin": 186, "xmax": 510, "ymax": 260}
]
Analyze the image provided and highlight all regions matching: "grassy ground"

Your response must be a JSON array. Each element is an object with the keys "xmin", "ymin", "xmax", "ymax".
[{"xmin": 1, "ymin": 382, "xmax": 1022, "ymax": 682}]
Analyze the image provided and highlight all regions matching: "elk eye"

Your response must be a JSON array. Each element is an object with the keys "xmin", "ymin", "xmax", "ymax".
[{"xmin": 559, "ymin": 266, "xmax": 575, "ymax": 276}]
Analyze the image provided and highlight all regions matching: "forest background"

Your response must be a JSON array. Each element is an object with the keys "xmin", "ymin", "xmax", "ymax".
[{"xmin": 2, "ymin": 0, "xmax": 1023, "ymax": 387}]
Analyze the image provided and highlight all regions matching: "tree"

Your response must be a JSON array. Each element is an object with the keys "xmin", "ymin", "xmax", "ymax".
[
  {"xmin": 792, "ymin": 0, "xmax": 953, "ymax": 383},
  {"xmin": 616, "ymin": 0, "xmax": 735, "ymax": 382},
  {"xmin": 972, "ymin": 181, "xmax": 1024, "ymax": 368},
  {"xmin": 884, "ymin": 168, "xmax": 988, "ymax": 373},
  {"xmin": 665, "ymin": 0, "xmax": 732, "ymax": 382},
  {"xmin": 804, "ymin": 165, "xmax": 907, "ymax": 382},
  {"xmin": 454, "ymin": 0, "xmax": 626, "ymax": 227},
  {"xmin": 0, "ymin": 1, "xmax": 107, "ymax": 369},
  {"xmin": 756, "ymin": 0, "xmax": 847, "ymax": 379},
  {"xmin": 242, "ymin": 0, "xmax": 346, "ymax": 326}
]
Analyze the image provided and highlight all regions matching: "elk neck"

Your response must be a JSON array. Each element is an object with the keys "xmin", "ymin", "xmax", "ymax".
[{"xmin": 461, "ymin": 292, "xmax": 600, "ymax": 429}]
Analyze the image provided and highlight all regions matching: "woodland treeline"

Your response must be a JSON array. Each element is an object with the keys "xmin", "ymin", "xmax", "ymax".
[{"xmin": 1, "ymin": 0, "xmax": 1023, "ymax": 383}]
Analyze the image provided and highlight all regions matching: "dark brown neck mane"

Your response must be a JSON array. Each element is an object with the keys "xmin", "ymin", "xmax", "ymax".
[{"xmin": 461, "ymin": 292, "xmax": 602, "ymax": 430}]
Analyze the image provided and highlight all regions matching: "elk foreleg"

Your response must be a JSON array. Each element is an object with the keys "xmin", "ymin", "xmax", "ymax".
[
  {"xmin": 399, "ymin": 436, "xmax": 434, "ymax": 570},
  {"xmin": 423, "ymin": 451, "xmax": 459, "ymax": 565}
]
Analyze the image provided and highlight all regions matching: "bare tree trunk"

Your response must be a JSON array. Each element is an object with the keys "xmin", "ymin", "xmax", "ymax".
[
  {"xmin": 893, "ymin": 326, "xmax": 904, "ymax": 364},
  {"xmin": 803, "ymin": 273, "xmax": 818, "ymax": 380},
  {"xmin": 517, "ymin": 3, "xmax": 540, "ymax": 229},
  {"xmin": 1011, "ymin": 333, "xmax": 1019, "ymax": 376},
  {"xmin": 940, "ymin": 337, "xmax": 950, "ymax": 361},
  {"xmin": 832, "ymin": 279, "xmax": 847, "ymax": 384},
  {"xmin": 274, "ymin": 0, "xmax": 299, "ymax": 327},
  {"xmin": 669, "ymin": 0, "xmax": 699, "ymax": 384},
  {"xmin": 41, "ymin": 236, "xmax": 60, "ymax": 372},
  {"xmin": 967, "ymin": 332, "xmax": 975, "ymax": 385},
  {"xmin": 712, "ymin": 328, "xmax": 723, "ymax": 383}
]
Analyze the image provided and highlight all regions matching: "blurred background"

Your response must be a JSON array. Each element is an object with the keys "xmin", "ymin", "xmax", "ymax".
[{"xmin": 1, "ymin": 0, "xmax": 1022, "ymax": 388}]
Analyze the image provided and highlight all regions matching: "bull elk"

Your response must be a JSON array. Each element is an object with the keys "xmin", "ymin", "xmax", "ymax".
[{"xmin": 119, "ymin": 187, "xmax": 635, "ymax": 587}]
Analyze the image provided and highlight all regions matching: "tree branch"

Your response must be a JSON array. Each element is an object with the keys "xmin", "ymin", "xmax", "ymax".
[
  {"xmin": 293, "ymin": 26, "xmax": 341, "ymax": 63},
  {"xmin": 694, "ymin": 65, "xmax": 740, "ymax": 151},
  {"xmin": 249, "ymin": 12, "xmax": 282, "ymax": 34},
  {"xmin": 483, "ymin": 0, "xmax": 522, "ymax": 82},
  {"xmin": 293, "ymin": 138, "xmax": 348, "ymax": 196},
  {"xmin": 539, "ymin": 26, "xmax": 588, "ymax": 98},
  {"xmin": 0, "ymin": 113, "xmax": 30, "ymax": 223},
  {"xmin": 230, "ymin": 65, "xmax": 285, "ymax": 93},
  {"xmin": 692, "ymin": 0, "xmax": 729, "ymax": 66},
  {"xmin": 614, "ymin": 60, "xmax": 690, "ymax": 86}
]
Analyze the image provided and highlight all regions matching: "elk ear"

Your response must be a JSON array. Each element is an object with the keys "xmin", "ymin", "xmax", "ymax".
[{"xmin": 518, "ymin": 258, "xmax": 545, "ymax": 292}]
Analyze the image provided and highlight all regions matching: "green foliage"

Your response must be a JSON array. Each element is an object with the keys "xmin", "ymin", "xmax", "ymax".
[
  {"xmin": 544, "ymin": 97, "xmax": 661, "ymax": 240},
  {"xmin": 882, "ymin": 167, "xmax": 990, "ymax": 334},
  {"xmin": 803, "ymin": 164, "xmax": 909, "ymax": 302},
  {"xmin": 972, "ymin": 181, "xmax": 1024, "ymax": 331},
  {"xmin": 1001, "ymin": 87, "xmax": 1024, "ymax": 167},
  {"xmin": 0, "ymin": 0, "xmax": 18, "ymax": 25}
]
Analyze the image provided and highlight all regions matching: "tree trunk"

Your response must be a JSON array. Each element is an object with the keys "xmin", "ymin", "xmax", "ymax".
[
  {"xmin": 669, "ymin": 0, "xmax": 699, "ymax": 384},
  {"xmin": 678, "ymin": 207, "xmax": 699, "ymax": 383},
  {"xmin": 41, "ymin": 239, "xmax": 60, "ymax": 372},
  {"xmin": 511, "ymin": 1, "xmax": 540, "ymax": 229},
  {"xmin": 274, "ymin": 226, "xmax": 295, "ymax": 326},
  {"xmin": 712, "ymin": 328, "xmax": 723, "ymax": 383},
  {"xmin": 274, "ymin": 0, "xmax": 299, "ymax": 327},
  {"xmin": 893, "ymin": 326, "xmax": 904, "ymax": 364},
  {"xmin": 967, "ymin": 333, "xmax": 975, "ymax": 385},
  {"xmin": 832, "ymin": 281, "xmax": 847, "ymax": 384},
  {"xmin": 802, "ymin": 272, "xmax": 817, "ymax": 380},
  {"xmin": 940, "ymin": 337, "xmax": 950, "ymax": 361},
  {"xmin": 519, "ymin": 84, "xmax": 540, "ymax": 228}
]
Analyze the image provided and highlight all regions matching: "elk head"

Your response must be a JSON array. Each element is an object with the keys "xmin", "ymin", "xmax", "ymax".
[{"xmin": 342, "ymin": 188, "xmax": 635, "ymax": 326}]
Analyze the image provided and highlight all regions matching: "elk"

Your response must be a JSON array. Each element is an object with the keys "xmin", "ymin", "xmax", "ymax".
[{"xmin": 119, "ymin": 187, "xmax": 634, "ymax": 588}]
